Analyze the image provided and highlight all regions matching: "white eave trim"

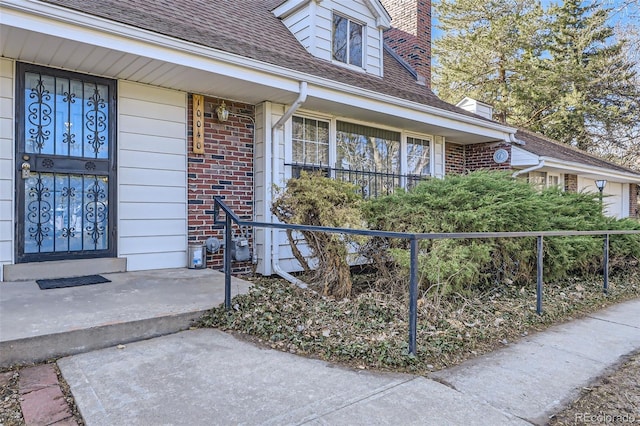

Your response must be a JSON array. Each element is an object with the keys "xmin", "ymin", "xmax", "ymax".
[
  {"xmin": 521, "ymin": 155, "xmax": 640, "ymax": 183},
  {"xmin": 364, "ymin": 0, "xmax": 392, "ymax": 28},
  {"xmin": 1, "ymin": 0, "xmax": 513, "ymax": 137},
  {"xmin": 272, "ymin": 0, "xmax": 311, "ymax": 19}
]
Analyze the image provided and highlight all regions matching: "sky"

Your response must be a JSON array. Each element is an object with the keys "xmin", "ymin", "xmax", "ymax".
[{"xmin": 431, "ymin": 0, "xmax": 639, "ymax": 40}]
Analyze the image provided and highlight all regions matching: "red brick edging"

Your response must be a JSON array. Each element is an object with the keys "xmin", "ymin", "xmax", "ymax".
[{"xmin": 18, "ymin": 364, "xmax": 78, "ymax": 426}]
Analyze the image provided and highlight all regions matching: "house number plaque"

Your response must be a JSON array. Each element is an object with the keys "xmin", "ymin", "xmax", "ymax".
[{"xmin": 193, "ymin": 94, "xmax": 205, "ymax": 154}]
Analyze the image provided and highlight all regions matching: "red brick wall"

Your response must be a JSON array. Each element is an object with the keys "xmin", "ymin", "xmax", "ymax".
[
  {"xmin": 630, "ymin": 183, "xmax": 638, "ymax": 218},
  {"xmin": 465, "ymin": 142, "xmax": 512, "ymax": 172},
  {"xmin": 381, "ymin": 0, "xmax": 432, "ymax": 87},
  {"xmin": 187, "ymin": 95, "xmax": 255, "ymax": 273},
  {"xmin": 446, "ymin": 142, "xmax": 512, "ymax": 175},
  {"xmin": 445, "ymin": 143, "xmax": 465, "ymax": 175},
  {"xmin": 564, "ymin": 174, "xmax": 578, "ymax": 192}
]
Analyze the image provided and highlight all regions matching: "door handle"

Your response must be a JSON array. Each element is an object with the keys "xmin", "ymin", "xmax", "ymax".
[{"xmin": 21, "ymin": 162, "xmax": 31, "ymax": 179}]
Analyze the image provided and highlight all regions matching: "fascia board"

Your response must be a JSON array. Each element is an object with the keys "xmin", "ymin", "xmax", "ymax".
[
  {"xmin": 541, "ymin": 158, "xmax": 640, "ymax": 183},
  {"xmin": 1, "ymin": 2, "xmax": 303, "ymax": 93},
  {"xmin": 2, "ymin": 0, "xmax": 515, "ymax": 138},
  {"xmin": 309, "ymin": 85, "xmax": 513, "ymax": 140},
  {"xmin": 272, "ymin": 0, "xmax": 310, "ymax": 19},
  {"xmin": 365, "ymin": 0, "xmax": 392, "ymax": 28}
]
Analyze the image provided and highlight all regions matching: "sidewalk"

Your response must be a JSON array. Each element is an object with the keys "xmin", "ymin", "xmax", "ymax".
[{"xmin": 57, "ymin": 298, "xmax": 640, "ymax": 425}]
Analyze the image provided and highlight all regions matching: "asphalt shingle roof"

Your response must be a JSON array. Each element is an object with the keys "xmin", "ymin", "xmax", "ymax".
[
  {"xmin": 516, "ymin": 130, "xmax": 640, "ymax": 176},
  {"xmin": 40, "ymin": 0, "xmax": 480, "ymax": 118}
]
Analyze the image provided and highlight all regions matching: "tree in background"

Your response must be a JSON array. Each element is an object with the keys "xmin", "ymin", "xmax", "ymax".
[
  {"xmin": 434, "ymin": 0, "xmax": 639, "ymax": 164},
  {"xmin": 538, "ymin": 0, "xmax": 638, "ymax": 150},
  {"xmin": 433, "ymin": 0, "xmax": 546, "ymax": 124},
  {"xmin": 592, "ymin": 0, "xmax": 640, "ymax": 168}
]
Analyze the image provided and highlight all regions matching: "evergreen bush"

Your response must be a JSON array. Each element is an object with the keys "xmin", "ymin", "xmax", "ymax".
[{"xmin": 363, "ymin": 171, "xmax": 639, "ymax": 294}]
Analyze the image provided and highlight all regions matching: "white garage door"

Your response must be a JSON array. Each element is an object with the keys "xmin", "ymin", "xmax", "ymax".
[{"xmin": 578, "ymin": 178, "xmax": 627, "ymax": 219}]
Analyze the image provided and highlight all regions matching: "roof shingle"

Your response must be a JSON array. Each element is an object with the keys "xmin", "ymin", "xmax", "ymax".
[
  {"xmin": 39, "ymin": 0, "xmax": 483, "ymax": 118},
  {"xmin": 516, "ymin": 130, "xmax": 640, "ymax": 176}
]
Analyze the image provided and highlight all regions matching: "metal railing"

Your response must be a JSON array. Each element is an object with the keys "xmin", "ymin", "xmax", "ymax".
[
  {"xmin": 286, "ymin": 163, "xmax": 427, "ymax": 198},
  {"xmin": 213, "ymin": 196, "xmax": 640, "ymax": 357}
]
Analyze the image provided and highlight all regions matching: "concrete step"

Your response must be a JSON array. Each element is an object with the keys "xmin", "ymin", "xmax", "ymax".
[
  {"xmin": 0, "ymin": 268, "xmax": 252, "ymax": 368},
  {"xmin": 2, "ymin": 257, "xmax": 127, "ymax": 282}
]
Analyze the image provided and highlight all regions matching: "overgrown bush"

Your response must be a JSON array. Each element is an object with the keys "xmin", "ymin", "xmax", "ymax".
[
  {"xmin": 271, "ymin": 171, "xmax": 364, "ymax": 298},
  {"xmin": 271, "ymin": 170, "xmax": 639, "ymax": 298},
  {"xmin": 363, "ymin": 171, "xmax": 639, "ymax": 295}
]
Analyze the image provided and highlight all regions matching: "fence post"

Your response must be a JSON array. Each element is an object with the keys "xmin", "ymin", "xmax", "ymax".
[
  {"xmin": 536, "ymin": 235, "xmax": 544, "ymax": 315},
  {"xmin": 408, "ymin": 237, "xmax": 419, "ymax": 357},
  {"xmin": 225, "ymin": 214, "xmax": 232, "ymax": 310},
  {"xmin": 603, "ymin": 234, "xmax": 609, "ymax": 294}
]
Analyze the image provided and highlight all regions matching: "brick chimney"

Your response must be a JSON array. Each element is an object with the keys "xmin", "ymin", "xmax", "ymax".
[{"xmin": 380, "ymin": 0, "xmax": 432, "ymax": 88}]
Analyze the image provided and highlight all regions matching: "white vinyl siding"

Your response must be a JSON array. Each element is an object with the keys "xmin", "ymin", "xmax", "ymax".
[
  {"xmin": 0, "ymin": 58, "xmax": 14, "ymax": 279},
  {"xmin": 253, "ymin": 102, "xmax": 269, "ymax": 275},
  {"xmin": 511, "ymin": 146, "xmax": 541, "ymax": 166},
  {"xmin": 253, "ymin": 101, "xmax": 287, "ymax": 276},
  {"xmin": 278, "ymin": 0, "xmax": 384, "ymax": 76},
  {"xmin": 281, "ymin": 6, "xmax": 314, "ymax": 53},
  {"xmin": 118, "ymin": 81, "xmax": 187, "ymax": 271}
]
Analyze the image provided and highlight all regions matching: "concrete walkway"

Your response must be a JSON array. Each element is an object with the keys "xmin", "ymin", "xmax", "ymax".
[{"xmin": 56, "ymin": 298, "xmax": 640, "ymax": 426}]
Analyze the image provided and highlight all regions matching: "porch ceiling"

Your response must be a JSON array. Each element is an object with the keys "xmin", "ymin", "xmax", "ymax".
[{"xmin": 0, "ymin": 25, "xmax": 298, "ymax": 105}]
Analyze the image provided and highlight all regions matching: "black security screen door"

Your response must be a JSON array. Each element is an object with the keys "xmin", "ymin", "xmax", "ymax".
[{"xmin": 16, "ymin": 63, "xmax": 117, "ymax": 263}]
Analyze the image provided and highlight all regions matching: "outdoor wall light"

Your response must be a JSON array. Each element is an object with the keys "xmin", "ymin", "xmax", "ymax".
[
  {"xmin": 595, "ymin": 179, "xmax": 607, "ymax": 192},
  {"xmin": 216, "ymin": 101, "xmax": 229, "ymax": 122},
  {"xmin": 595, "ymin": 179, "xmax": 607, "ymax": 210}
]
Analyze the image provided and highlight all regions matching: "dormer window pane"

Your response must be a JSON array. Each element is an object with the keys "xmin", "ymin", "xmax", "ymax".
[
  {"xmin": 333, "ymin": 14, "xmax": 363, "ymax": 67},
  {"xmin": 333, "ymin": 15, "xmax": 348, "ymax": 63},
  {"xmin": 349, "ymin": 22, "xmax": 363, "ymax": 66}
]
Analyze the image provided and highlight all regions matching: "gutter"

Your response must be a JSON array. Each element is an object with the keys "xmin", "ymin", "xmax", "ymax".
[
  {"xmin": 270, "ymin": 81, "xmax": 309, "ymax": 289},
  {"xmin": 512, "ymin": 160, "xmax": 545, "ymax": 178},
  {"xmin": 509, "ymin": 133, "xmax": 525, "ymax": 145}
]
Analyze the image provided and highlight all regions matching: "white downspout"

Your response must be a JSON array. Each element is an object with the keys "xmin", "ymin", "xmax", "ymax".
[
  {"xmin": 512, "ymin": 160, "xmax": 545, "ymax": 178},
  {"xmin": 270, "ymin": 81, "xmax": 308, "ymax": 288},
  {"xmin": 509, "ymin": 133, "xmax": 524, "ymax": 145}
]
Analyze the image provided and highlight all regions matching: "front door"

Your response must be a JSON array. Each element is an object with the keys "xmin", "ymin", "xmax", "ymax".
[{"xmin": 15, "ymin": 63, "xmax": 117, "ymax": 263}]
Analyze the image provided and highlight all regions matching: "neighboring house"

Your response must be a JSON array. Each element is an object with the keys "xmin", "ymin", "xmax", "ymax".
[
  {"xmin": 456, "ymin": 98, "xmax": 640, "ymax": 220},
  {"xmin": 1, "ymin": 0, "xmax": 638, "ymax": 281}
]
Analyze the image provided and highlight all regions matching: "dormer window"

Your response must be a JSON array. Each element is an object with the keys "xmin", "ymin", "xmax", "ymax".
[
  {"xmin": 332, "ymin": 14, "xmax": 363, "ymax": 67},
  {"xmin": 274, "ymin": 0, "xmax": 390, "ymax": 76}
]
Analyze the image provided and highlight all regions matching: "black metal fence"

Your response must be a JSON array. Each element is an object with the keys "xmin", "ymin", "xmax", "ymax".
[
  {"xmin": 213, "ymin": 196, "xmax": 640, "ymax": 357},
  {"xmin": 286, "ymin": 163, "xmax": 427, "ymax": 198}
]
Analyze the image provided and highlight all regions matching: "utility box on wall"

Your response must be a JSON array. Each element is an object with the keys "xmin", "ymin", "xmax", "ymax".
[
  {"xmin": 230, "ymin": 238, "xmax": 251, "ymax": 262},
  {"xmin": 188, "ymin": 244, "xmax": 207, "ymax": 269}
]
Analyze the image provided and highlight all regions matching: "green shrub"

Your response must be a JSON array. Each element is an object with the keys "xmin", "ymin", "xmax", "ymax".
[{"xmin": 363, "ymin": 171, "xmax": 639, "ymax": 295}]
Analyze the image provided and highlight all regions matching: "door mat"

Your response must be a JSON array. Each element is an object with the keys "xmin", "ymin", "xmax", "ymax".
[{"xmin": 36, "ymin": 274, "xmax": 111, "ymax": 290}]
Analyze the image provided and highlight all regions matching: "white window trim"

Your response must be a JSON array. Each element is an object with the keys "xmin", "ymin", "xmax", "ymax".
[
  {"xmin": 331, "ymin": 12, "xmax": 367, "ymax": 72},
  {"xmin": 547, "ymin": 172, "xmax": 563, "ymax": 189},
  {"xmin": 286, "ymin": 114, "xmax": 436, "ymax": 186},
  {"xmin": 403, "ymin": 132, "xmax": 434, "ymax": 178}
]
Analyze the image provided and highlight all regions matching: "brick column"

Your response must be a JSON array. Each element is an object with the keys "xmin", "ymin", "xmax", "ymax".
[
  {"xmin": 564, "ymin": 174, "xmax": 578, "ymax": 192},
  {"xmin": 187, "ymin": 94, "xmax": 255, "ymax": 273},
  {"xmin": 630, "ymin": 183, "xmax": 638, "ymax": 218}
]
